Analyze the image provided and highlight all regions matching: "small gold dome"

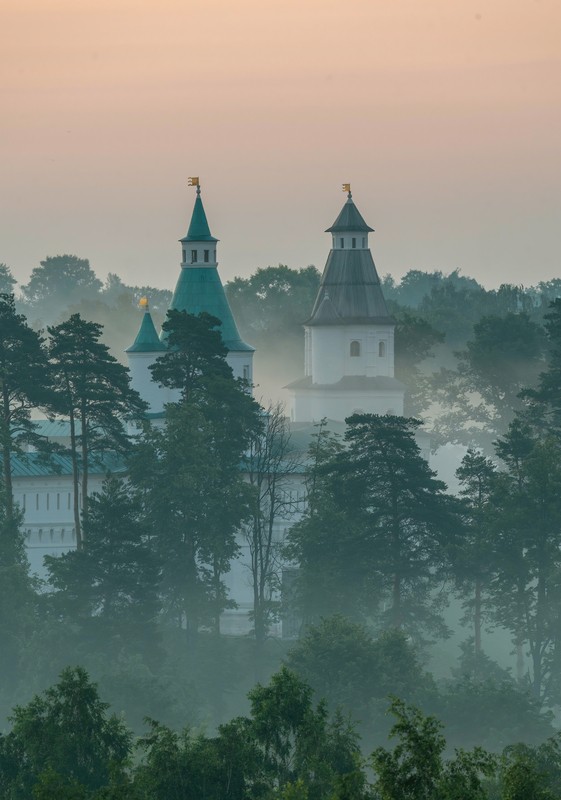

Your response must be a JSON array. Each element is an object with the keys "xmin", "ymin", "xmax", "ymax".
[{"xmin": 139, "ymin": 296, "xmax": 149, "ymax": 309}]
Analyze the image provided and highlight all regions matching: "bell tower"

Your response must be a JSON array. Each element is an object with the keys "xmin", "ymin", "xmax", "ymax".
[
  {"xmin": 167, "ymin": 180, "xmax": 255, "ymax": 385},
  {"xmin": 287, "ymin": 186, "xmax": 405, "ymax": 422}
]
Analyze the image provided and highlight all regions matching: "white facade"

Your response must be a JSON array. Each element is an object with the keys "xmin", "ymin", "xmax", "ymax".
[
  {"xmin": 14, "ymin": 188, "xmax": 412, "ymax": 638},
  {"xmin": 307, "ymin": 324, "xmax": 395, "ymax": 383}
]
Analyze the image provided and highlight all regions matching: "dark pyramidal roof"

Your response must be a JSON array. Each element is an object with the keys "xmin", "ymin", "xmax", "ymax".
[
  {"xmin": 308, "ymin": 196, "xmax": 394, "ymax": 327},
  {"xmin": 325, "ymin": 194, "xmax": 374, "ymax": 233}
]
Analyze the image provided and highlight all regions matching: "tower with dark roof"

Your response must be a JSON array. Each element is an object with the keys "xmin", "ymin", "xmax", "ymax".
[{"xmin": 286, "ymin": 190, "xmax": 405, "ymax": 422}]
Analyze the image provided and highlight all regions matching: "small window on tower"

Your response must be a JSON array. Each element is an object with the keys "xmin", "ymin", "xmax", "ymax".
[
  {"xmin": 204, "ymin": 250, "xmax": 209, "ymax": 263},
  {"xmin": 350, "ymin": 340, "xmax": 361, "ymax": 357},
  {"xmin": 352, "ymin": 237, "xmax": 356, "ymax": 248},
  {"xmin": 340, "ymin": 238, "xmax": 344, "ymax": 248},
  {"xmin": 362, "ymin": 237, "xmax": 366, "ymax": 247},
  {"xmin": 379, "ymin": 341, "xmax": 386, "ymax": 357},
  {"xmin": 243, "ymin": 365, "xmax": 250, "ymax": 381},
  {"xmin": 191, "ymin": 250, "xmax": 197, "ymax": 263},
  {"xmin": 182, "ymin": 249, "xmax": 186, "ymax": 262},
  {"xmin": 214, "ymin": 249, "xmax": 216, "ymax": 260}
]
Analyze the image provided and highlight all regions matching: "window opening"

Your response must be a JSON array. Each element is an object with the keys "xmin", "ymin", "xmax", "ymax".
[
  {"xmin": 340, "ymin": 238, "xmax": 344, "ymax": 248},
  {"xmin": 350, "ymin": 340, "xmax": 361, "ymax": 357},
  {"xmin": 352, "ymin": 237, "xmax": 356, "ymax": 248},
  {"xmin": 204, "ymin": 250, "xmax": 209, "ymax": 263},
  {"xmin": 379, "ymin": 341, "xmax": 386, "ymax": 357},
  {"xmin": 191, "ymin": 249, "xmax": 197, "ymax": 263}
]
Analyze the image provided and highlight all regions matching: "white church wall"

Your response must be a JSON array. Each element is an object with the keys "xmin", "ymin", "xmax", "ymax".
[
  {"xmin": 14, "ymin": 473, "xmax": 106, "ymax": 577},
  {"xmin": 292, "ymin": 388, "xmax": 404, "ymax": 423},
  {"xmin": 310, "ymin": 324, "xmax": 394, "ymax": 385},
  {"xmin": 226, "ymin": 351, "xmax": 254, "ymax": 384}
]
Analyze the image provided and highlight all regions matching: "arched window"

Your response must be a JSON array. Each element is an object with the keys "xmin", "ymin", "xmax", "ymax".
[
  {"xmin": 379, "ymin": 341, "xmax": 386, "ymax": 357},
  {"xmin": 350, "ymin": 340, "xmax": 361, "ymax": 357}
]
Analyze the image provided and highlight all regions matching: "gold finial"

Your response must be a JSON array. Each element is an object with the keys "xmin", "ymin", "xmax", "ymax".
[
  {"xmin": 342, "ymin": 183, "xmax": 351, "ymax": 196},
  {"xmin": 188, "ymin": 176, "xmax": 201, "ymax": 195},
  {"xmin": 139, "ymin": 296, "xmax": 149, "ymax": 310}
]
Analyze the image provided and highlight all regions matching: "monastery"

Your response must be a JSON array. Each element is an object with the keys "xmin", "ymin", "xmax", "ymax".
[{"xmin": 13, "ymin": 184, "xmax": 407, "ymax": 635}]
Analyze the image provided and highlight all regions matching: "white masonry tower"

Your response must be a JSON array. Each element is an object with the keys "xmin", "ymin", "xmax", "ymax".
[{"xmin": 287, "ymin": 187, "xmax": 405, "ymax": 422}]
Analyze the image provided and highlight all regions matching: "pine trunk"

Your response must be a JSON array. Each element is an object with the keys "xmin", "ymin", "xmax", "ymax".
[
  {"xmin": 474, "ymin": 577, "xmax": 482, "ymax": 677},
  {"xmin": 1, "ymin": 385, "xmax": 14, "ymax": 522},
  {"xmin": 80, "ymin": 404, "xmax": 89, "ymax": 541},
  {"xmin": 68, "ymin": 408, "xmax": 82, "ymax": 550}
]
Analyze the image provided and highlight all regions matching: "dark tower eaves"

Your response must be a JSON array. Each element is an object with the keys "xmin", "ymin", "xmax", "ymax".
[
  {"xmin": 307, "ymin": 250, "xmax": 395, "ymax": 327},
  {"xmin": 325, "ymin": 198, "xmax": 374, "ymax": 233}
]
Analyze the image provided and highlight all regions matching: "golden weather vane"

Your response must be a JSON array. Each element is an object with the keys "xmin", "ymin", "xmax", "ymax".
[
  {"xmin": 188, "ymin": 176, "xmax": 201, "ymax": 195},
  {"xmin": 342, "ymin": 183, "xmax": 351, "ymax": 194}
]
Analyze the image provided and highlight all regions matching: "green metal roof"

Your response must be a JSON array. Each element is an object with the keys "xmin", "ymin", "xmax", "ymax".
[
  {"xmin": 326, "ymin": 196, "xmax": 374, "ymax": 233},
  {"xmin": 165, "ymin": 267, "xmax": 254, "ymax": 352},
  {"xmin": 180, "ymin": 194, "xmax": 218, "ymax": 243},
  {"xmin": 11, "ymin": 452, "xmax": 126, "ymax": 478},
  {"xmin": 126, "ymin": 310, "xmax": 166, "ymax": 353}
]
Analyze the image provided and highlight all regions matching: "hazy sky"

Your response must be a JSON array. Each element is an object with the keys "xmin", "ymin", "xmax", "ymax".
[{"xmin": 2, "ymin": 0, "xmax": 560, "ymax": 292}]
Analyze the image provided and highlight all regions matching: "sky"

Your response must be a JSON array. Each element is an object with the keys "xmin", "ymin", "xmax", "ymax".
[{"xmin": 2, "ymin": 0, "xmax": 560, "ymax": 292}]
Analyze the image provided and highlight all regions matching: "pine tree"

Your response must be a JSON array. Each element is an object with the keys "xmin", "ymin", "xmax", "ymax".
[
  {"xmin": 455, "ymin": 449, "xmax": 498, "ymax": 673},
  {"xmin": 48, "ymin": 314, "xmax": 146, "ymax": 547},
  {"xmin": 45, "ymin": 477, "xmax": 161, "ymax": 661},
  {"xmin": 0, "ymin": 294, "xmax": 53, "ymax": 522},
  {"xmin": 289, "ymin": 415, "xmax": 458, "ymax": 639}
]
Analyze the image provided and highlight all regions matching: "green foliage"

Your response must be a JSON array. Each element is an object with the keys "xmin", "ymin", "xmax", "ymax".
[
  {"xmin": 432, "ymin": 313, "xmax": 546, "ymax": 450},
  {"xmin": 288, "ymin": 415, "xmax": 458, "ymax": 639},
  {"xmin": 0, "ymin": 264, "xmax": 17, "ymax": 295},
  {"xmin": 0, "ymin": 294, "xmax": 54, "ymax": 521},
  {"xmin": 150, "ymin": 309, "xmax": 233, "ymax": 401},
  {"xmin": 247, "ymin": 666, "xmax": 363, "ymax": 799},
  {"xmin": 48, "ymin": 313, "xmax": 147, "ymax": 544},
  {"xmin": 453, "ymin": 449, "xmax": 498, "ymax": 666},
  {"xmin": 371, "ymin": 698, "xmax": 496, "ymax": 800},
  {"xmin": 394, "ymin": 311, "xmax": 445, "ymax": 416},
  {"xmin": 1, "ymin": 667, "xmax": 132, "ymax": 796},
  {"xmin": 22, "ymin": 255, "xmax": 103, "ymax": 319},
  {"xmin": 45, "ymin": 478, "xmax": 161, "ymax": 662},
  {"xmin": 286, "ymin": 617, "xmax": 430, "ymax": 718},
  {"xmin": 226, "ymin": 265, "xmax": 321, "ymax": 348},
  {"xmin": 490, "ymin": 426, "xmax": 561, "ymax": 704},
  {"xmin": 432, "ymin": 679, "xmax": 554, "ymax": 752}
]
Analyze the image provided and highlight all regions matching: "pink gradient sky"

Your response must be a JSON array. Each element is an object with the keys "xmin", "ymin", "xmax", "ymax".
[{"xmin": 2, "ymin": 0, "xmax": 560, "ymax": 291}]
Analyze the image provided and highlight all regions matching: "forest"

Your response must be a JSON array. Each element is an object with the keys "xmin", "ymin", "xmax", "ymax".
[{"xmin": 1, "ymin": 255, "xmax": 561, "ymax": 798}]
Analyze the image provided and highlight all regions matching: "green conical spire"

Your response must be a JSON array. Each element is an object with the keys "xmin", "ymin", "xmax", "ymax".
[
  {"xmin": 126, "ymin": 302, "xmax": 166, "ymax": 353},
  {"xmin": 180, "ymin": 186, "xmax": 218, "ymax": 243}
]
